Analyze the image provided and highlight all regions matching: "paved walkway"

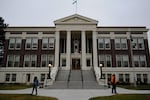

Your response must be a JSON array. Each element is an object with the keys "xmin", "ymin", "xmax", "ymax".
[{"xmin": 0, "ymin": 87, "xmax": 150, "ymax": 100}]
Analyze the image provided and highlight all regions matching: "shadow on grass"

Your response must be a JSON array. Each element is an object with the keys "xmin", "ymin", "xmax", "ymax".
[
  {"xmin": 118, "ymin": 85, "xmax": 150, "ymax": 90},
  {"xmin": 0, "ymin": 94, "xmax": 58, "ymax": 100},
  {"xmin": 89, "ymin": 94, "xmax": 150, "ymax": 100},
  {"xmin": 0, "ymin": 83, "xmax": 32, "ymax": 90}
]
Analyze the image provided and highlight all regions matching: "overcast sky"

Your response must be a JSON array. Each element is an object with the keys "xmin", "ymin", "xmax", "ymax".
[{"xmin": 0, "ymin": 0, "xmax": 150, "ymax": 44}]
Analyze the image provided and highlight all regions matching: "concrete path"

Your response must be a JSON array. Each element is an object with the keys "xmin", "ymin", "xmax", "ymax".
[{"xmin": 0, "ymin": 87, "xmax": 150, "ymax": 100}]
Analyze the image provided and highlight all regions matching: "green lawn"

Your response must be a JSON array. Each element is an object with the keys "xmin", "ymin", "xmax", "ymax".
[
  {"xmin": 0, "ymin": 84, "xmax": 32, "ymax": 90},
  {"xmin": 89, "ymin": 94, "xmax": 150, "ymax": 100},
  {"xmin": 118, "ymin": 85, "xmax": 150, "ymax": 90},
  {"xmin": 0, "ymin": 94, "xmax": 58, "ymax": 100}
]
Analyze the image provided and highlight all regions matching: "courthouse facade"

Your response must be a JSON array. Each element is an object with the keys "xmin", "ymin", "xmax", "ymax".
[{"xmin": 0, "ymin": 14, "xmax": 150, "ymax": 85}]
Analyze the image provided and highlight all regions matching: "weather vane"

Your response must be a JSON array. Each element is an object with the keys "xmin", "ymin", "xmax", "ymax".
[{"xmin": 72, "ymin": 0, "xmax": 78, "ymax": 13}]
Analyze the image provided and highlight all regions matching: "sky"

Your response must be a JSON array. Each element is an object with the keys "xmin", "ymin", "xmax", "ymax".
[{"xmin": 0, "ymin": 0, "xmax": 150, "ymax": 44}]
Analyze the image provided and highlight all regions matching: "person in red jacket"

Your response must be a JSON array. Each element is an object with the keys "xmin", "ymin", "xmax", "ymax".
[{"xmin": 111, "ymin": 74, "xmax": 117, "ymax": 94}]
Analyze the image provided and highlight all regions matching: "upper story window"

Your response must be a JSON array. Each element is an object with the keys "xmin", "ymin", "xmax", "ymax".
[
  {"xmin": 115, "ymin": 38, "xmax": 127, "ymax": 49},
  {"xmin": 24, "ymin": 55, "xmax": 37, "ymax": 67},
  {"xmin": 7, "ymin": 55, "xmax": 20, "ymax": 67},
  {"xmin": 132, "ymin": 38, "xmax": 144, "ymax": 50},
  {"xmin": 42, "ymin": 37, "xmax": 55, "ymax": 49},
  {"xmin": 26, "ymin": 38, "xmax": 38, "ymax": 50},
  {"xmin": 98, "ymin": 38, "xmax": 111, "ymax": 49},
  {"xmin": 116, "ymin": 55, "xmax": 129, "ymax": 67},
  {"xmin": 99, "ymin": 55, "xmax": 112, "ymax": 67},
  {"xmin": 9, "ymin": 38, "xmax": 21, "ymax": 50},
  {"xmin": 41, "ymin": 54, "xmax": 54, "ymax": 67},
  {"xmin": 133, "ymin": 55, "xmax": 146, "ymax": 67}
]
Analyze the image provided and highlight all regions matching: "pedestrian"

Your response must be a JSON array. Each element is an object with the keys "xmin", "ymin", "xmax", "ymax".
[
  {"xmin": 111, "ymin": 74, "xmax": 117, "ymax": 94},
  {"xmin": 31, "ymin": 76, "xmax": 39, "ymax": 95}
]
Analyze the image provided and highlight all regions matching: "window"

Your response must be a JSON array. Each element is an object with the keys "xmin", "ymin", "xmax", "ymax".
[
  {"xmin": 132, "ymin": 38, "xmax": 144, "ymax": 50},
  {"xmin": 123, "ymin": 56, "xmax": 129, "ymax": 67},
  {"xmin": 31, "ymin": 55, "xmax": 37, "ymax": 67},
  {"xmin": 12, "ymin": 74, "xmax": 16, "ymax": 82},
  {"xmin": 41, "ymin": 74, "xmax": 45, "ymax": 82},
  {"xmin": 42, "ymin": 37, "xmax": 55, "ymax": 49},
  {"xmin": 7, "ymin": 55, "xmax": 20, "ymax": 67},
  {"xmin": 24, "ymin": 55, "xmax": 30, "ymax": 67},
  {"xmin": 137, "ymin": 74, "xmax": 141, "ymax": 82},
  {"xmin": 133, "ymin": 55, "xmax": 146, "ymax": 67},
  {"xmin": 42, "ymin": 38, "xmax": 48, "ymax": 49},
  {"xmin": 125, "ymin": 74, "xmax": 130, "ymax": 83},
  {"xmin": 98, "ymin": 38, "xmax": 104, "ymax": 49},
  {"xmin": 62, "ymin": 59, "xmax": 66, "ymax": 66},
  {"xmin": 26, "ymin": 38, "xmax": 38, "ymax": 49},
  {"xmin": 86, "ymin": 59, "xmax": 91, "ymax": 66},
  {"xmin": 32, "ymin": 38, "xmax": 38, "ymax": 49},
  {"xmin": 143, "ymin": 74, "xmax": 148, "ymax": 84},
  {"xmin": 119, "ymin": 74, "xmax": 124, "ymax": 83},
  {"xmin": 99, "ymin": 55, "xmax": 112, "ymax": 67},
  {"xmin": 41, "ymin": 55, "xmax": 47, "ymax": 67},
  {"xmin": 26, "ymin": 38, "xmax": 31, "ymax": 49},
  {"xmin": 7, "ymin": 55, "xmax": 13, "ymax": 67},
  {"xmin": 9, "ymin": 38, "xmax": 15, "ymax": 49},
  {"xmin": 116, "ymin": 55, "xmax": 129, "ymax": 67},
  {"xmin": 5, "ymin": 74, "xmax": 10, "ymax": 82},
  {"xmin": 24, "ymin": 55, "xmax": 37, "ymax": 67},
  {"xmin": 107, "ymin": 74, "xmax": 112, "ymax": 82},
  {"xmin": 115, "ymin": 38, "xmax": 127, "ymax": 49},
  {"xmin": 140, "ymin": 56, "xmax": 146, "ymax": 67},
  {"xmin": 41, "ymin": 55, "xmax": 54, "ymax": 67},
  {"xmin": 49, "ymin": 38, "xmax": 55, "ymax": 49},
  {"xmin": 98, "ymin": 38, "xmax": 110, "ymax": 49},
  {"xmin": 9, "ymin": 38, "xmax": 21, "ymax": 49}
]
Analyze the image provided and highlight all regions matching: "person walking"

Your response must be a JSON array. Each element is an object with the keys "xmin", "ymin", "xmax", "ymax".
[
  {"xmin": 111, "ymin": 74, "xmax": 117, "ymax": 94},
  {"xmin": 31, "ymin": 76, "xmax": 39, "ymax": 95}
]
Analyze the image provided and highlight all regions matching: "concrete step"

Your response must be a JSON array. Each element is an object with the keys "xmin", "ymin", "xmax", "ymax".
[
  {"xmin": 68, "ymin": 81, "xmax": 83, "ymax": 89},
  {"xmin": 45, "ymin": 81, "xmax": 68, "ymax": 89},
  {"xmin": 83, "ymin": 81, "xmax": 107, "ymax": 89},
  {"xmin": 56, "ymin": 70, "xmax": 69, "ymax": 81},
  {"xmin": 69, "ymin": 70, "xmax": 82, "ymax": 81},
  {"xmin": 82, "ymin": 70, "xmax": 95, "ymax": 81}
]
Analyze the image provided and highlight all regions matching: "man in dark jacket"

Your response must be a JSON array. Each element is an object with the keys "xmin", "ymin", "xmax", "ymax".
[{"xmin": 31, "ymin": 76, "xmax": 39, "ymax": 95}]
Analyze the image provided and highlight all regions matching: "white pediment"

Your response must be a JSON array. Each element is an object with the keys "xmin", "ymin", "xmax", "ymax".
[{"xmin": 54, "ymin": 14, "xmax": 98, "ymax": 25}]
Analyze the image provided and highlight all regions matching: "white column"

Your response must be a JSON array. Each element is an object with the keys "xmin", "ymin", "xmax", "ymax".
[
  {"xmin": 66, "ymin": 31, "xmax": 71, "ymax": 70},
  {"xmin": 82, "ymin": 31, "xmax": 86, "ymax": 70},
  {"xmin": 92, "ymin": 31, "xmax": 98, "ymax": 68},
  {"xmin": 54, "ymin": 31, "xmax": 60, "ymax": 67},
  {"xmin": 92, "ymin": 31, "xmax": 100, "ymax": 80}
]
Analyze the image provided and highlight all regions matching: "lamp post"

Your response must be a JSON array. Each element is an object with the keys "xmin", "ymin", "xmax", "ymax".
[
  {"xmin": 48, "ymin": 64, "xmax": 52, "ymax": 79},
  {"xmin": 99, "ymin": 64, "xmax": 103, "ymax": 79}
]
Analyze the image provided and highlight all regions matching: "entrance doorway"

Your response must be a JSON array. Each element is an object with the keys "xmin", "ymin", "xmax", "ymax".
[{"xmin": 72, "ymin": 59, "xmax": 80, "ymax": 70}]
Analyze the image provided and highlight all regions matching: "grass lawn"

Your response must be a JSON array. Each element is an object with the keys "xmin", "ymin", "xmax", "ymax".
[
  {"xmin": 0, "ymin": 84, "xmax": 32, "ymax": 90},
  {"xmin": 89, "ymin": 94, "xmax": 150, "ymax": 100},
  {"xmin": 118, "ymin": 85, "xmax": 150, "ymax": 90},
  {"xmin": 0, "ymin": 94, "xmax": 58, "ymax": 100}
]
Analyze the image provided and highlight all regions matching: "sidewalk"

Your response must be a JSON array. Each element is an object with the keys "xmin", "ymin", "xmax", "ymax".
[{"xmin": 0, "ymin": 87, "xmax": 150, "ymax": 100}]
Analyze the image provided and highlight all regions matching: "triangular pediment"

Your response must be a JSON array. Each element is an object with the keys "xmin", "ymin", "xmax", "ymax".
[{"xmin": 54, "ymin": 14, "xmax": 98, "ymax": 25}]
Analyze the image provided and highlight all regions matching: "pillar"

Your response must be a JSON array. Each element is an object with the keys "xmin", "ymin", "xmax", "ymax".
[
  {"xmin": 66, "ymin": 31, "xmax": 71, "ymax": 69},
  {"xmin": 54, "ymin": 31, "xmax": 60, "ymax": 67},
  {"xmin": 82, "ymin": 31, "xmax": 86, "ymax": 69}
]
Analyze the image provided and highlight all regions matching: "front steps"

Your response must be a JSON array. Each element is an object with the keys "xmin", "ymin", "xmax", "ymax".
[{"xmin": 45, "ymin": 70, "xmax": 108, "ymax": 89}]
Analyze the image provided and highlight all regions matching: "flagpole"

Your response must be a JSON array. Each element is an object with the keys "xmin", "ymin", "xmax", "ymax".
[
  {"xmin": 73, "ymin": 0, "xmax": 78, "ymax": 14},
  {"xmin": 76, "ymin": 0, "xmax": 77, "ymax": 13}
]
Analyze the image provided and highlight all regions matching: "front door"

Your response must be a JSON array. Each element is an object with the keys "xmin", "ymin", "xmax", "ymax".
[{"xmin": 72, "ymin": 59, "xmax": 80, "ymax": 70}]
